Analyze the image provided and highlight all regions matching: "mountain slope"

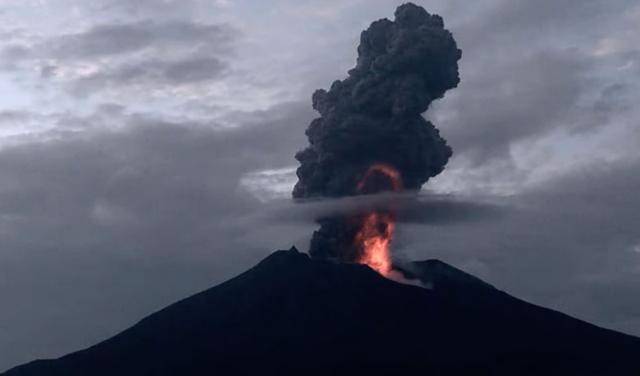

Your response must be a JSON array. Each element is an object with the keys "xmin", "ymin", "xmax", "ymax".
[{"xmin": 5, "ymin": 248, "xmax": 640, "ymax": 375}]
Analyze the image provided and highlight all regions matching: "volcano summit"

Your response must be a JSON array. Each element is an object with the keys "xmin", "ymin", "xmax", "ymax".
[{"xmin": 4, "ymin": 248, "xmax": 639, "ymax": 375}]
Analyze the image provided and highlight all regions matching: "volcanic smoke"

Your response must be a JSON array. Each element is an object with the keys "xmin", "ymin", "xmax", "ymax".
[{"xmin": 293, "ymin": 3, "xmax": 461, "ymax": 275}]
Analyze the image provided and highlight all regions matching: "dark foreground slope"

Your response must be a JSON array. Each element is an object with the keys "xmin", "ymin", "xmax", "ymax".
[{"xmin": 5, "ymin": 248, "xmax": 640, "ymax": 375}]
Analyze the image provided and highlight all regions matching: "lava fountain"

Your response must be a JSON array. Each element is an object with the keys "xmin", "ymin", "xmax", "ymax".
[{"xmin": 353, "ymin": 163, "xmax": 403, "ymax": 276}]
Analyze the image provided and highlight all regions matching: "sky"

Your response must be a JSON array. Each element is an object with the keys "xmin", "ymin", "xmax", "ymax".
[{"xmin": 0, "ymin": 0, "xmax": 639, "ymax": 371}]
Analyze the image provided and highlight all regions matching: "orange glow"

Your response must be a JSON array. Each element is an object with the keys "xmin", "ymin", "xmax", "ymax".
[
  {"xmin": 354, "ymin": 211, "xmax": 395, "ymax": 276},
  {"xmin": 353, "ymin": 163, "xmax": 403, "ymax": 277},
  {"xmin": 356, "ymin": 163, "xmax": 403, "ymax": 192}
]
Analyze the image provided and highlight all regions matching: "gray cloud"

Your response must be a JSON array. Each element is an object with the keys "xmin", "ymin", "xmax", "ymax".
[
  {"xmin": 0, "ymin": 44, "xmax": 30, "ymax": 70},
  {"xmin": 399, "ymin": 158, "xmax": 640, "ymax": 336},
  {"xmin": 425, "ymin": 0, "xmax": 640, "ymax": 165},
  {"xmin": 92, "ymin": 0, "xmax": 229, "ymax": 20},
  {"xmin": 0, "ymin": 101, "xmax": 313, "ymax": 371},
  {"xmin": 0, "ymin": 19, "xmax": 238, "ymax": 94},
  {"xmin": 0, "ymin": 110, "xmax": 32, "ymax": 122},
  {"xmin": 433, "ymin": 49, "xmax": 591, "ymax": 161},
  {"xmin": 46, "ymin": 21, "xmax": 235, "ymax": 60},
  {"xmin": 69, "ymin": 56, "xmax": 228, "ymax": 94},
  {"xmin": 254, "ymin": 192, "xmax": 505, "ymax": 226}
]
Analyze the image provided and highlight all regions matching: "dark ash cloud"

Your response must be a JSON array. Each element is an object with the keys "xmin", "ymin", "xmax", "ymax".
[
  {"xmin": 294, "ymin": 3, "xmax": 460, "ymax": 198},
  {"xmin": 292, "ymin": 3, "xmax": 462, "ymax": 262}
]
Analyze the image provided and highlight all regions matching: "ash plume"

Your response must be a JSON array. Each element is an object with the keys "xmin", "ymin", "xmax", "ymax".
[{"xmin": 293, "ymin": 3, "xmax": 461, "ymax": 260}]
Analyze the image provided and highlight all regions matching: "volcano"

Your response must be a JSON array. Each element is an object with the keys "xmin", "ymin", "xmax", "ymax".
[{"xmin": 4, "ymin": 248, "xmax": 640, "ymax": 375}]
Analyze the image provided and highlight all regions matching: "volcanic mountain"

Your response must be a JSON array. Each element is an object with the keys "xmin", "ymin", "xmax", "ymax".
[{"xmin": 4, "ymin": 248, "xmax": 640, "ymax": 375}]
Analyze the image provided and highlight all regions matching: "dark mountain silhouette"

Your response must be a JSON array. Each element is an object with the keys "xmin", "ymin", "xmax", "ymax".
[{"xmin": 4, "ymin": 247, "xmax": 640, "ymax": 375}]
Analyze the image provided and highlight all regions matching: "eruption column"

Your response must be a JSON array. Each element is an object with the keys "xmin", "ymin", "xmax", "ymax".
[{"xmin": 293, "ymin": 3, "xmax": 461, "ymax": 275}]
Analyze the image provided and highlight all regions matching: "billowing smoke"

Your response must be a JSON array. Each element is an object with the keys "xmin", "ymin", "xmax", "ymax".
[{"xmin": 293, "ymin": 3, "xmax": 461, "ymax": 263}]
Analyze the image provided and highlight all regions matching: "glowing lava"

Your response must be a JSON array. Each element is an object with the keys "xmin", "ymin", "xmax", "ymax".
[
  {"xmin": 353, "ymin": 163, "xmax": 402, "ymax": 276},
  {"xmin": 354, "ymin": 211, "xmax": 396, "ymax": 275}
]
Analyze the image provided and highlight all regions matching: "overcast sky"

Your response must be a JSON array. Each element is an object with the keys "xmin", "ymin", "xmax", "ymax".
[{"xmin": 1, "ymin": 0, "xmax": 639, "ymax": 371}]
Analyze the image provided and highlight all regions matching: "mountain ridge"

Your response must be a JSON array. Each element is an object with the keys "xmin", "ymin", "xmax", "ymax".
[{"xmin": 5, "ymin": 247, "xmax": 640, "ymax": 375}]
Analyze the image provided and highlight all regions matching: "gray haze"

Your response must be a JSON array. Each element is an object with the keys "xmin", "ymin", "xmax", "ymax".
[{"xmin": 0, "ymin": 0, "xmax": 639, "ymax": 371}]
